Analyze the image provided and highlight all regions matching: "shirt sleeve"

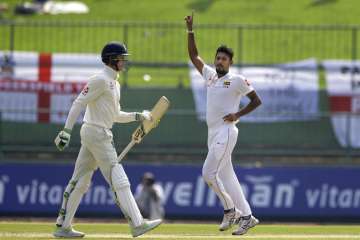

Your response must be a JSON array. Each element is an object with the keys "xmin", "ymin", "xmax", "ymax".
[
  {"xmin": 64, "ymin": 76, "xmax": 105, "ymax": 130},
  {"xmin": 64, "ymin": 102, "xmax": 85, "ymax": 130},
  {"xmin": 114, "ymin": 104, "xmax": 136, "ymax": 123},
  {"xmin": 115, "ymin": 109, "xmax": 137, "ymax": 123},
  {"xmin": 235, "ymin": 75, "xmax": 254, "ymax": 96},
  {"xmin": 74, "ymin": 77, "xmax": 106, "ymax": 107},
  {"xmin": 202, "ymin": 64, "xmax": 216, "ymax": 83}
]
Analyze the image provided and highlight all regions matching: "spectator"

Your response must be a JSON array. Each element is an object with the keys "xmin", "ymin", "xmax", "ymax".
[
  {"xmin": 0, "ymin": 54, "xmax": 14, "ymax": 79},
  {"xmin": 135, "ymin": 172, "xmax": 165, "ymax": 220}
]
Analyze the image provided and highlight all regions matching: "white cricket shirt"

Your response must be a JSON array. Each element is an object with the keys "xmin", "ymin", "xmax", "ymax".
[
  {"xmin": 202, "ymin": 64, "xmax": 254, "ymax": 129},
  {"xmin": 65, "ymin": 65, "xmax": 136, "ymax": 130}
]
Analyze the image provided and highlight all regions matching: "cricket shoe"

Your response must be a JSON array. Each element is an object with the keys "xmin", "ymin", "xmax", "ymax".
[
  {"xmin": 131, "ymin": 219, "xmax": 162, "ymax": 237},
  {"xmin": 219, "ymin": 208, "xmax": 241, "ymax": 231},
  {"xmin": 53, "ymin": 226, "xmax": 85, "ymax": 238},
  {"xmin": 232, "ymin": 215, "xmax": 259, "ymax": 235}
]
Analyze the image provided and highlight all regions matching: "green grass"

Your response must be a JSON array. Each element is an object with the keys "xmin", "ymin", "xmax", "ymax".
[
  {"xmin": 0, "ymin": 221, "xmax": 360, "ymax": 240},
  {"xmin": 1, "ymin": 0, "xmax": 360, "ymax": 86},
  {"xmin": 3, "ymin": 0, "xmax": 360, "ymax": 25},
  {"xmin": 119, "ymin": 67, "xmax": 189, "ymax": 87}
]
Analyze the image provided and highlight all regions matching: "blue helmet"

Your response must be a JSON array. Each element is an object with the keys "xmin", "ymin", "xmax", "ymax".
[{"xmin": 101, "ymin": 42, "xmax": 129, "ymax": 64}]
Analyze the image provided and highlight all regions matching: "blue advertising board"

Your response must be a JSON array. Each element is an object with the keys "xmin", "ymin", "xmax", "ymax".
[{"xmin": 0, "ymin": 163, "xmax": 359, "ymax": 219}]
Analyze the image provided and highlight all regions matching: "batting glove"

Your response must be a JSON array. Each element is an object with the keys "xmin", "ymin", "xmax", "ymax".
[
  {"xmin": 135, "ymin": 110, "xmax": 152, "ymax": 121},
  {"xmin": 54, "ymin": 128, "xmax": 72, "ymax": 151}
]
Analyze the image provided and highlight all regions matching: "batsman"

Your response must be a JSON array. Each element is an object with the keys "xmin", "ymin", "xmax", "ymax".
[
  {"xmin": 53, "ymin": 41, "xmax": 162, "ymax": 238},
  {"xmin": 185, "ymin": 13, "xmax": 262, "ymax": 235}
]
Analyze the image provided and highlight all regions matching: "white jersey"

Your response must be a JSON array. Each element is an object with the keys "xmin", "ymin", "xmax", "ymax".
[
  {"xmin": 202, "ymin": 64, "xmax": 254, "ymax": 129},
  {"xmin": 65, "ymin": 65, "xmax": 136, "ymax": 130}
]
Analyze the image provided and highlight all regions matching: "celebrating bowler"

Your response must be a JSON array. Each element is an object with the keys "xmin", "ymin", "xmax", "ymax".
[{"xmin": 185, "ymin": 13, "xmax": 262, "ymax": 235}]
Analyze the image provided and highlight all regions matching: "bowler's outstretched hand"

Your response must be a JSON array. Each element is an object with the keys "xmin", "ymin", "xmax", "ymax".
[{"xmin": 184, "ymin": 11, "xmax": 194, "ymax": 30}]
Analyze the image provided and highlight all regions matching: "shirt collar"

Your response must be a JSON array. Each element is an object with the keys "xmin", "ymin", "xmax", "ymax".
[
  {"xmin": 103, "ymin": 65, "xmax": 118, "ymax": 80},
  {"xmin": 217, "ymin": 71, "xmax": 231, "ymax": 80}
]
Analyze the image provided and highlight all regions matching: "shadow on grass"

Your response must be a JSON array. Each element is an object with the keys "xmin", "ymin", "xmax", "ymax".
[{"xmin": 307, "ymin": 0, "xmax": 338, "ymax": 8}]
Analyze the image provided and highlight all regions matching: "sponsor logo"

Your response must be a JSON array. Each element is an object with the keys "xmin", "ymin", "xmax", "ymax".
[
  {"xmin": 81, "ymin": 86, "xmax": 89, "ymax": 96},
  {"xmin": 1, "ymin": 168, "xmax": 360, "ymax": 215},
  {"xmin": 223, "ymin": 81, "xmax": 231, "ymax": 88},
  {"xmin": 305, "ymin": 184, "xmax": 360, "ymax": 209},
  {"xmin": 243, "ymin": 175, "xmax": 299, "ymax": 208}
]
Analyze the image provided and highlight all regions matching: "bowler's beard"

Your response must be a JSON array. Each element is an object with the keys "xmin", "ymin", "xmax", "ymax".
[{"xmin": 216, "ymin": 68, "xmax": 228, "ymax": 76}]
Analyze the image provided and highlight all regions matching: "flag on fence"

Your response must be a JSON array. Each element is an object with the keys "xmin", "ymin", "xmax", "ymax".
[
  {"xmin": 323, "ymin": 60, "xmax": 360, "ymax": 148},
  {"xmin": 0, "ymin": 51, "xmax": 103, "ymax": 123}
]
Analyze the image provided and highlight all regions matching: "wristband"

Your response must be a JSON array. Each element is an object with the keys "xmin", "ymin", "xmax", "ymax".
[{"xmin": 63, "ymin": 128, "xmax": 72, "ymax": 134}]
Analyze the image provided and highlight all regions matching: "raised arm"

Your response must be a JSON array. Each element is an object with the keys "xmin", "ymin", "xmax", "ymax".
[{"xmin": 184, "ymin": 12, "xmax": 204, "ymax": 74}]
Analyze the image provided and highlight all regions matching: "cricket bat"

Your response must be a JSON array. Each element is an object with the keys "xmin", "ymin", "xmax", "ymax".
[{"xmin": 117, "ymin": 96, "xmax": 170, "ymax": 162}]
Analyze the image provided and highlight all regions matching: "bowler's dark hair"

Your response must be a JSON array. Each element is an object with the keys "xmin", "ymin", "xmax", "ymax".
[{"xmin": 215, "ymin": 45, "xmax": 234, "ymax": 60}]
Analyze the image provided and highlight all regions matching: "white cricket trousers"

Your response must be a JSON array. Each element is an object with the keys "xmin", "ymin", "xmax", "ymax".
[
  {"xmin": 202, "ymin": 123, "xmax": 252, "ymax": 216},
  {"xmin": 56, "ymin": 123, "xmax": 143, "ymax": 228}
]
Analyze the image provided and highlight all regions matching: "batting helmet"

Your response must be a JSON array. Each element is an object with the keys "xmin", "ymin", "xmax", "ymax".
[{"xmin": 101, "ymin": 42, "xmax": 130, "ymax": 64}]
